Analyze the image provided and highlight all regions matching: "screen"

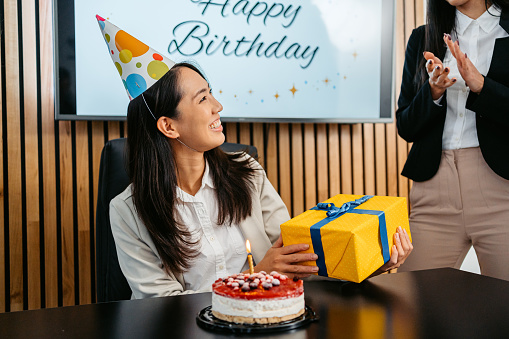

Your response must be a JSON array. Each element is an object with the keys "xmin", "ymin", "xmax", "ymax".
[{"xmin": 55, "ymin": 0, "xmax": 395, "ymax": 122}]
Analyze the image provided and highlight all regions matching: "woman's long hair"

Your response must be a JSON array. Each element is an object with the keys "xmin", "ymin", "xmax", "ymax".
[
  {"xmin": 126, "ymin": 63, "xmax": 256, "ymax": 275},
  {"xmin": 416, "ymin": 0, "xmax": 509, "ymax": 87}
]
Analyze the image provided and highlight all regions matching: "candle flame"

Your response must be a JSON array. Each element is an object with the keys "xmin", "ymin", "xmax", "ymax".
[{"xmin": 246, "ymin": 240, "xmax": 251, "ymax": 253}]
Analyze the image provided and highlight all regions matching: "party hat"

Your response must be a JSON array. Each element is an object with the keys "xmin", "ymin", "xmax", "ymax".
[{"xmin": 96, "ymin": 15, "xmax": 176, "ymax": 100}]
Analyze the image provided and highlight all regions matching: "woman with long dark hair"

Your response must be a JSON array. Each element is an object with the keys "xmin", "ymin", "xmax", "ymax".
[
  {"xmin": 110, "ymin": 62, "xmax": 412, "ymax": 298},
  {"xmin": 396, "ymin": 0, "xmax": 509, "ymax": 280},
  {"xmin": 109, "ymin": 63, "xmax": 322, "ymax": 298}
]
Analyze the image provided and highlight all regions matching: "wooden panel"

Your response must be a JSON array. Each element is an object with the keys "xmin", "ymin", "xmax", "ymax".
[
  {"xmin": 39, "ymin": 0, "xmax": 58, "ymax": 309},
  {"xmin": 266, "ymin": 124, "xmax": 278, "ymax": 187},
  {"xmin": 415, "ymin": 0, "xmax": 425, "ymax": 27},
  {"xmin": 76, "ymin": 121, "xmax": 91, "ymax": 305},
  {"xmin": 225, "ymin": 122, "xmax": 237, "ymax": 143},
  {"xmin": 278, "ymin": 124, "xmax": 291, "ymax": 211},
  {"xmin": 316, "ymin": 124, "xmax": 328, "ymax": 202},
  {"xmin": 303, "ymin": 124, "xmax": 316, "ymax": 209},
  {"xmin": 239, "ymin": 123, "xmax": 250, "ymax": 146},
  {"xmin": 340, "ymin": 125, "xmax": 352, "ymax": 194},
  {"xmin": 107, "ymin": 121, "xmax": 120, "ymax": 141},
  {"xmin": 375, "ymin": 124, "xmax": 387, "ymax": 196},
  {"xmin": 328, "ymin": 124, "xmax": 340, "ymax": 197},
  {"xmin": 59, "ymin": 121, "xmax": 74, "ymax": 307},
  {"xmin": 5, "ymin": 0, "xmax": 24, "ymax": 312},
  {"xmin": 251, "ymin": 123, "xmax": 264, "ymax": 167},
  {"xmin": 91, "ymin": 122, "xmax": 104, "ymax": 227},
  {"xmin": 404, "ymin": 0, "xmax": 417, "ymax": 39},
  {"xmin": 291, "ymin": 124, "xmax": 304, "ymax": 216},
  {"xmin": 363, "ymin": 124, "xmax": 376, "ymax": 195},
  {"xmin": 351, "ymin": 124, "xmax": 364, "ymax": 195},
  {"xmin": 386, "ymin": 123, "xmax": 399, "ymax": 197},
  {"xmin": 22, "ymin": 0, "xmax": 41, "ymax": 310}
]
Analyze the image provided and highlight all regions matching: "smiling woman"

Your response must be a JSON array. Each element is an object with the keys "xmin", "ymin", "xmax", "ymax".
[
  {"xmin": 156, "ymin": 66, "xmax": 226, "ymax": 153},
  {"xmin": 109, "ymin": 63, "xmax": 320, "ymax": 298}
]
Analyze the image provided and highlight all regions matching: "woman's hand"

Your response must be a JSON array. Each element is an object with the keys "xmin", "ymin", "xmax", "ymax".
[
  {"xmin": 444, "ymin": 33, "xmax": 484, "ymax": 93},
  {"xmin": 254, "ymin": 234, "xmax": 319, "ymax": 279},
  {"xmin": 369, "ymin": 226, "xmax": 413, "ymax": 278},
  {"xmin": 424, "ymin": 51, "xmax": 457, "ymax": 100}
]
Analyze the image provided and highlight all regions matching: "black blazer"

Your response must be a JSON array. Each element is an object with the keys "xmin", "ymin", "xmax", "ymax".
[{"xmin": 396, "ymin": 11, "xmax": 509, "ymax": 182}]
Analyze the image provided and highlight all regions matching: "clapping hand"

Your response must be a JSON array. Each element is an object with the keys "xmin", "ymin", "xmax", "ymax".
[
  {"xmin": 424, "ymin": 51, "xmax": 456, "ymax": 100},
  {"xmin": 443, "ymin": 33, "xmax": 484, "ymax": 93}
]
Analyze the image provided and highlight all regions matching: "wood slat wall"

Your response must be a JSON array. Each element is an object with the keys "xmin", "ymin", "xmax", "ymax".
[{"xmin": 0, "ymin": 0, "xmax": 424, "ymax": 312}]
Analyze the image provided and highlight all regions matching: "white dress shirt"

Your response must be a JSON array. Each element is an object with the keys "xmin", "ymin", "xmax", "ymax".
[
  {"xmin": 177, "ymin": 162, "xmax": 248, "ymax": 291},
  {"xmin": 440, "ymin": 5, "xmax": 508, "ymax": 150}
]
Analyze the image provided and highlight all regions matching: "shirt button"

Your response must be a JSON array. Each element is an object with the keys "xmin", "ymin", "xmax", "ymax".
[
  {"xmin": 210, "ymin": 237, "xmax": 214, "ymax": 241},
  {"xmin": 462, "ymin": 88, "xmax": 467, "ymax": 93},
  {"xmin": 219, "ymin": 265, "xmax": 224, "ymax": 270},
  {"xmin": 459, "ymin": 113, "xmax": 464, "ymax": 117}
]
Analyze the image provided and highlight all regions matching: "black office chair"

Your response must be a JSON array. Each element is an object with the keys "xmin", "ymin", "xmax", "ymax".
[{"xmin": 96, "ymin": 138, "xmax": 258, "ymax": 302}]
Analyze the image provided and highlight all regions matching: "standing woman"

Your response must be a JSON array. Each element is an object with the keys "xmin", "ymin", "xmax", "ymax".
[{"xmin": 396, "ymin": 0, "xmax": 509, "ymax": 280}]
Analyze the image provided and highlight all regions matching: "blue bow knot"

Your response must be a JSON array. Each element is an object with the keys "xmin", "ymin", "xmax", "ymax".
[{"xmin": 315, "ymin": 195, "xmax": 373, "ymax": 218}]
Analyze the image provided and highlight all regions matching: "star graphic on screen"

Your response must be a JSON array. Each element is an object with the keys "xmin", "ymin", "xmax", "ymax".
[
  {"xmin": 289, "ymin": 85, "xmax": 298, "ymax": 97},
  {"xmin": 344, "ymin": 76, "xmax": 347, "ymax": 80},
  {"xmin": 353, "ymin": 51, "xmax": 358, "ymax": 59},
  {"xmin": 248, "ymin": 90, "xmax": 253, "ymax": 94},
  {"xmin": 274, "ymin": 92, "xmax": 280, "ymax": 100},
  {"xmin": 219, "ymin": 90, "xmax": 223, "ymax": 94},
  {"xmin": 323, "ymin": 78, "xmax": 330, "ymax": 85}
]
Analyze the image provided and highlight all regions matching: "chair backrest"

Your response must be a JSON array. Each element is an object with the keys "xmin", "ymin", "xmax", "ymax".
[{"xmin": 95, "ymin": 138, "xmax": 258, "ymax": 302}]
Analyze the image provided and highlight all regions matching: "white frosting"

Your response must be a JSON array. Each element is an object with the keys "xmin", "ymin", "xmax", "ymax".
[{"xmin": 212, "ymin": 293, "xmax": 305, "ymax": 319}]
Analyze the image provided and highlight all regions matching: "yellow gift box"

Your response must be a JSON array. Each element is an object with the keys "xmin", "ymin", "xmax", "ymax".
[{"xmin": 280, "ymin": 194, "xmax": 410, "ymax": 283}]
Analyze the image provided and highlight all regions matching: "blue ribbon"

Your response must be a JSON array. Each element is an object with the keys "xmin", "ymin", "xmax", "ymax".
[{"xmin": 309, "ymin": 195, "xmax": 390, "ymax": 277}]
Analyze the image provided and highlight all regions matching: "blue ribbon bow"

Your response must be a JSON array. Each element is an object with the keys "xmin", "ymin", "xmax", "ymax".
[{"xmin": 309, "ymin": 195, "xmax": 390, "ymax": 277}]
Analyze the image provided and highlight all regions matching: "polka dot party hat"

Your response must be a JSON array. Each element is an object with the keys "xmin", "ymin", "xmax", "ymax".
[{"xmin": 96, "ymin": 15, "xmax": 176, "ymax": 100}]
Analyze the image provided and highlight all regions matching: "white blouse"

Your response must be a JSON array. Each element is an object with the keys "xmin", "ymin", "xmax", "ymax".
[
  {"xmin": 109, "ymin": 153, "xmax": 289, "ymax": 298},
  {"xmin": 440, "ymin": 6, "xmax": 509, "ymax": 150},
  {"xmin": 177, "ymin": 162, "xmax": 248, "ymax": 291}
]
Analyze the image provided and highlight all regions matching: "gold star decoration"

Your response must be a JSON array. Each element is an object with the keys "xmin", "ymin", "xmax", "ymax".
[
  {"xmin": 248, "ymin": 90, "xmax": 253, "ymax": 94},
  {"xmin": 234, "ymin": 94, "xmax": 237, "ymax": 98},
  {"xmin": 353, "ymin": 51, "xmax": 358, "ymax": 59},
  {"xmin": 219, "ymin": 90, "xmax": 223, "ymax": 94},
  {"xmin": 323, "ymin": 78, "xmax": 330, "ymax": 85},
  {"xmin": 274, "ymin": 92, "xmax": 280, "ymax": 100},
  {"xmin": 343, "ymin": 76, "xmax": 347, "ymax": 80},
  {"xmin": 289, "ymin": 85, "xmax": 298, "ymax": 96}
]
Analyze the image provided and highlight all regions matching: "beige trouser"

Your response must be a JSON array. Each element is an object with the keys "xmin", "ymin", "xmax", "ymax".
[{"xmin": 398, "ymin": 147, "xmax": 509, "ymax": 281}]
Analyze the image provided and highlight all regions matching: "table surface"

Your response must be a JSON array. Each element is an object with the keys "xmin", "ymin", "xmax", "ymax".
[{"xmin": 2, "ymin": 268, "xmax": 509, "ymax": 339}]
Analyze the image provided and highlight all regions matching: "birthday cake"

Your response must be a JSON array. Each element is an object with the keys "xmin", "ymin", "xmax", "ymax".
[{"xmin": 211, "ymin": 271, "xmax": 305, "ymax": 324}]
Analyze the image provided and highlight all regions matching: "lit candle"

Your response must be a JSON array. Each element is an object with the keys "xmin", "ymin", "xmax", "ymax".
[{"xmin": 246, "ymin": 240, "xmax": 254, "ymax": 275}]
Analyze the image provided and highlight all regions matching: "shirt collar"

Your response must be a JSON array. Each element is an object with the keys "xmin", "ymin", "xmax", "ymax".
[
  {"xmin": 456, "ymin": 5, "xmax": 501, "ymax": 36},
  {"xmin": 201, "ymin": 160, "xmax": 215, "ymax": 189},
  {"xmin": 176, "ymin": 160, "xmax": 215, "ymax": 202}
]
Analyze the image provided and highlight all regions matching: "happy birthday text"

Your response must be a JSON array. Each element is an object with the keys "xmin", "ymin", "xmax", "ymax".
[{"xmin": 167, "ymin": 0, "xmax": 320, "ymax": 69}]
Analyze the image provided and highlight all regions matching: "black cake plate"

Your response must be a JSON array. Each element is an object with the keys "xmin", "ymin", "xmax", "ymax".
[{"xmin": 196, "ymin": 305, "xmax": 319, "ymax": 334}]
